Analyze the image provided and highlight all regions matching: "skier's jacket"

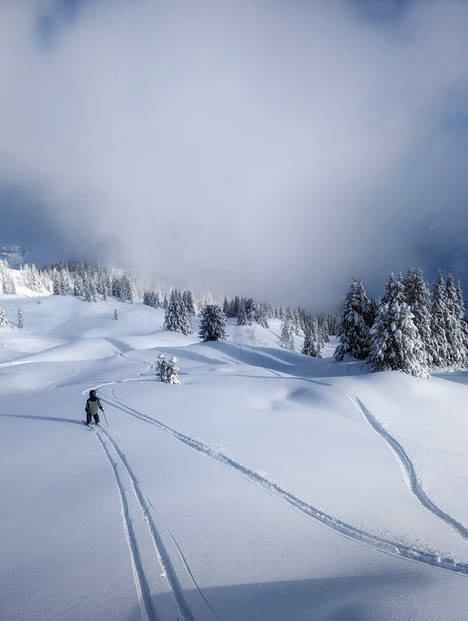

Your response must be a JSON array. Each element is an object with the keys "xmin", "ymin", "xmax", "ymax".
[{"xmin": 85, "ymin": 396, "xmax": 104, "ymax": 417}]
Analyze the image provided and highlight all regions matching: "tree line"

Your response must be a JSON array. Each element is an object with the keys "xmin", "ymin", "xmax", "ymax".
[{"xmin": 335, "ymin": 268, "xmax": 467, "ymax": 377}]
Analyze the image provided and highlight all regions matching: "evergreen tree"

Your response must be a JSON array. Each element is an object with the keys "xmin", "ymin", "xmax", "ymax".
[
  {"xmin": 25, "ymin": 263, "xmax": 42, "ymax": 292},
  {"xmin": 403, "ymin": 267, "xmax": 434, "ymax": 365},
  {"xmin": 120, "ymin": 274, "xmax": 133, "ymax": 303},
  {"xmin": 17, "ymin": 308, "xmax": 24, "ymax": 329},
  {"xmin": 0, "ymin": 263, "xmax": 16, "ymax": 294},
  {"xmin": 430, "ymin": 270, "xmax": 449, "ymax": 368},
  {"xmin": 334, "ymin": 277, "xmax": 372, "ymax": 361},
  {"xmin": 165, "ymin": 356, "xmax": 181, "ymax": 384},
  {"xmin": 254, "ymin": 304, "xmax": 269, "ymax": 329},
  {"xmin": 155, "ymin": 354, "xmax": 167, "ymax": 381},
  {"xmin": 302, "ymin": 320, "xmax": 321, "ymax": 358},
  {"xmin": 369, "ymin": 298, "xmax": 429, "ymax": 378},
  {"xmin": 445, "ymin": 274, "xmax": 466, "ymax": 368},
  {"xmin": 199, "ymin": 305, "xmax": 227, "ymax": 342},
  {"xmin": 382, "ymin": 272, "xmax": 404, "ymax": 304},
  {"xmin": 83, "ymin": 273, "xmax": 97, "ymax": 302},
  {"xmin": 52, "ymin": 268, "xmax": 71, "ymax": 295},
  {"xmin": 182, "ymin": 290, "xmax": 196, "ymax": 316},
  {"xmin": 237, "ymin": 298, "xmax": 255, "ymax": 326},
  {"xmin": 279, "ymin": 319, "xmax": 295, "ymax": 350},
  {"xmin": 0, "ymin": 306, "xmax": 8, "ymax": 328},
  {"xmin": 143, "ymin": 290, "xmax": 160, "ymax": 308},
  {"xmin": 74, "ymin": 273, "xmax": 84, "ymax": 297},
  {"xmin": 164, "ymin": 290, "xmax": 193, "ymax": 335},
  {"xmin": 113, "ymin": 308, "xmax": 118, "ymax": 320}
]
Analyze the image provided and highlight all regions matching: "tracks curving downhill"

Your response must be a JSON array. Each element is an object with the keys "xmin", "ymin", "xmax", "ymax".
[
  {"xmin": 99, "ymin": 386, "xmax": 468, "ymax": 577},
  {"xmin": 349, "ymin": 395, "xmax": 468, "ymax": 541}
]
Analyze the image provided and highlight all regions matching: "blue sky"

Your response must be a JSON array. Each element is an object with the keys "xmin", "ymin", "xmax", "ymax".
[{"xmin": 1, "ymin": 0, "xmax": 468, "ymax": 308}]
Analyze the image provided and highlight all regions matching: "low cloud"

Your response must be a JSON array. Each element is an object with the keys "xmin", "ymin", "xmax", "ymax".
[{"xmin": 1, "ymin": 0, "xmax": 468, "ymax": 308}]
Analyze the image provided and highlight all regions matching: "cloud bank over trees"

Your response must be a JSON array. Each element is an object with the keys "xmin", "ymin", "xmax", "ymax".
[{"xmin": 1, "ymin": 0, "xmax": 468, "ymax": 307}]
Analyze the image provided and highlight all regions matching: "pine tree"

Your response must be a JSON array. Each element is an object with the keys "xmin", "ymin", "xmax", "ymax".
[
  {"xmin": 74, "ymin": 273, "xmax": 84, "ymax": 297},
  {"xmin": 369, "ymin": 298, "xmax": 429, "ymax": 378},
  {"xmin": 83, "ymin": 273, "xmax": 97, "ymax": 302},
  {"xmin": 113, "ymin": 309, "xmax": 118, "ymax": 320},
  {"xmin": 182, "ymin": 290, "xmax": 196, "ymax": 316},
  {"xmin": 403, "ymin": 267, "xmax": 434, "ymax": 366},
  {"xmin": 199, "ymin": 305, "xmax": 227, "ymax": 342},
  {"xmin": 279, "ymin": 319, "xmax": 295, "ymax": 350},
  {"xmin": 17, "ymin": 308, "xmax": 24, "ymax": 329},
  {"xmin": 165, "ymin": 356, "xmax": 181, "ymax": 384},
  {"xmin": 430, "ymin": 270, "xmax": 449, "ymax": 368},
  {"xmin": 164, "ymin": 290, "xmax": 193, "ymax": 335},
  {"xmin": 25, "ymin": 263, "xmax": 42, "ymax": 292},
  {"xmin": 0, "ymin": 264, "xmax": 16, "ymax": 294},
  {"xmin": 120, "ymin": 274, "xmax": 133, "ymax": 303},
  {"xmin": 155, "ymin": 354, "xmax": 167, "ymax": 381},
  {"xmin": 237, "ymin": 298, "xmax": 255, "ymax": 326},
  {"xmin": 445, "ymin": 274, "xmax": 466, "ymax": 368},
  {"xmin": 0, "ymin": 306, "xmax": 8, "ymax": 328},
  {"xmin": 254, "ymin": 304, "xmax": 269, "ymax": 329},
  {"xmin": 334, "ymin": 277, "xmax": 372, "ymax": 361},
  {"xmin": 302, "ymin": 320, "xmax": 321, "ymax": 358},
  {"xmin": 143, "ymin": 290, "xmax": 160, "ymax": 308}
]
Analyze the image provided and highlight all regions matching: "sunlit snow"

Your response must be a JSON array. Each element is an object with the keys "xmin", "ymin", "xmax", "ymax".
[{"xmin": 1, "ymin": 289, "xmax": 468, "ymax": 620}]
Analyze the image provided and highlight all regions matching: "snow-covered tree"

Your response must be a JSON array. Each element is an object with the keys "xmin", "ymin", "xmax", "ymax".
[
  {"xmin": 165, "ymin": 356, "xmax": 181, "ymax": 384},
  {"xmin": 430, "ymin": 270, "xmax": 449, "ymax": 368},
  {"xmin": 0, "ymin": 263, "xmax": 16, "ymax": 294},
  {"xmin": 369, "ymin": 272, "xmax": 429, "ymax": 377},
  {"xmin": 143, "ymin": 290, "xmax": 160, "ymax": 308},
  {"xmin": 0, "ymin": 306, "xmax": 8, "ymax": 328},
  {"xmin": 112, "ymin": 274, "xmax": 133, "ymax": 302},
  {"xmin": 164, "ymin": 290, "xmax": 193, "ymax": 335},
  {"xmin": 199, "ymin": 304, "xmax": 227, "ymax": 342},
  {"xmin": 155, "ymin": 354, "xmax": 167, "ymax": 381},
  {"xmin": 83, "ymin": 273, "xmax": 97, "ymax": 302},
  {"xmin": 52, "ymin": 268, "xmax": 71, "ymax": 295},
  {"xmin": 113, "ymin": 308, "xmax": 118, "ymax": 320},
  {"xmin": 302, "ymin": 320, "xmax": 321, "ymax": 358},
  {"xmin": 279, "ymin": 319, "xmax": 295, "ymax": 350},
  {"xmin": 182, "ymin": 290, "xmax": 196, "ymax": 316},
  {"xmin": 73, "ymin": 273, "xmax": 84, "ymax": 297},
  {"xmin": 24, "ymin": 263, "xmax": 43, "ymax": 292},
  {"xmin": 335, "ymin": 277, "xmax": 372, "ymax": 361},
  {"xmin": 254, "ymin": 304, "xmax": 269, "ymax": 329},
  {"xmin": 237, "ymin": 298, "xmax": 255, "ymax": 326},
  {"xmin": 445, "ymin": 274, "xmax": 466, "ymax": 368},
  {"xmin": 403, "ymin": 267, "xmax": 434, "ymax": 365},
  {"xmin": 17, "ymin": 308, "xmax": 24, "ymax": 329}
]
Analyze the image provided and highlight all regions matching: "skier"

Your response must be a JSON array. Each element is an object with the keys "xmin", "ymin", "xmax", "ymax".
[{"xmin": 85, "ymin": 389, "xmax": 104, "ymax": 425}]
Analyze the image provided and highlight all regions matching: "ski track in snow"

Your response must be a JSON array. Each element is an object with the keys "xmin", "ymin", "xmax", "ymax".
[
  {"xmin": 96, "ymin": 426, "xmax": 218, "ymax": 621},
  {"xmin": 349, "ymin": 395, "xmax": 468, "ymax": 541},
  {"xmin": 92, "ymin": 427, "xmax": 159, "ymax": 621},
  {"xmin": 85, "ymin": 367, "xmax": 219, "ymax": 621},
  {"xmin": 96, "ymin": 380, "xmax": 468, "ymax": 578}
]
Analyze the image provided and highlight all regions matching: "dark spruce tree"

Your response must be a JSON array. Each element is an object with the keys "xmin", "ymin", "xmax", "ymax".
[
  {"xmin": 164, "ymin": 290, "xmax": 193, "ymax": 335},
  {"xmin": 302, "ymin": 319, "xmax": 321, "ymax": 358},
  {"xmin": 199, "ymin": 304, "xmax": 227, "ymax": 342},
  {"xmin": 334, "ymin": 277, "xmax": 372, "ymax": 361}
]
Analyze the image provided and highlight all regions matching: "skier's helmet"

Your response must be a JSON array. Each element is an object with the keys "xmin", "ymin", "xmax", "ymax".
[{"xmin": 89, "ymin": 389, "xmax": 96, "ymax": 397}]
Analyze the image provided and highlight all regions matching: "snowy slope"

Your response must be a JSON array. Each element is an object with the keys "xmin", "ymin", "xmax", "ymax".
[{"xmin": 1, "ymin": 293, "xmax": 468, "ymax": 620}]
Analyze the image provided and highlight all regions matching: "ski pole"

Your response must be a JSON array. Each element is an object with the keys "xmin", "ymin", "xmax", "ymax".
[{"xmin": 103, "ymin": 409, "xmax": 109, "ymax": 427}]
